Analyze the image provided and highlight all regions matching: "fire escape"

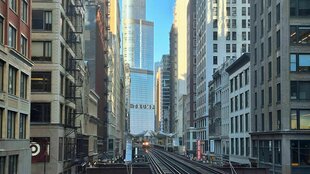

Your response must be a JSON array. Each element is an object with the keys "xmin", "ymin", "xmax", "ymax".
[{"xmin": 64, "ymin": 0, "xmax": 85, "ymax": 172}]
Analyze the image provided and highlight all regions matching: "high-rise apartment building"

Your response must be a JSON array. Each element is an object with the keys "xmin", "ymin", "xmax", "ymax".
[
  {"xmin": 31, "ymin": 0, "xmax": 85, "ymax": 173},
  {"xmin": 122, "ymin": 0, "xmax": 154, "ymax": 134},
  {"xmin": 250, "ymin": 1, "xmax": 310, "ymax": 173},
  {"xmin": 0, "ymin": 0, "xmax": 32, "ymax": 173},
  {"xmin": 195, "ymin": 0, "xmax": 250, "ymax": 154}
]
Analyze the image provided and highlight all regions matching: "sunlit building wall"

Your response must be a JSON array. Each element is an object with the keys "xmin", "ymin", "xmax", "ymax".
[{"xmin": 195, "ymin": 0, "xmax": 250, "ymax": 154}]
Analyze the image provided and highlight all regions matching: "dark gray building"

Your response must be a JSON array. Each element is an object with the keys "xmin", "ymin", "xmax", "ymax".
[{"xmin": 250, "ymin": 1, "xmax": 310, "ymax": 173}]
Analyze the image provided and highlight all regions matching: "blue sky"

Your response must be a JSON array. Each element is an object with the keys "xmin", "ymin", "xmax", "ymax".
[{"xmin": 146, "ymin": 0, "xmax": 175, "ymax": 62}]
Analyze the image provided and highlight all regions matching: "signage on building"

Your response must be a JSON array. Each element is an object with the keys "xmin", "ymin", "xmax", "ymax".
[
  {"xmin": 130, "ymin": 104, "xmax": 155, "ymax": 110},
  {"xmin": 210, "ymin": 140, "xmax": 215, "ymax": 153},
  {"xmin": 197, "ymin": 139, "xmax": 201, "ymax": 160},
  {"xmin": 30, "ymin": 137, "xmax": 50, "ymax": 163}
]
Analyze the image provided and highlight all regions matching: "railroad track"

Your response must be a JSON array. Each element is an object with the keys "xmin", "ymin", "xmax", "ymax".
[{"xmin": 147, "ymin": 148, "xmax": 227, "ymax": 174}]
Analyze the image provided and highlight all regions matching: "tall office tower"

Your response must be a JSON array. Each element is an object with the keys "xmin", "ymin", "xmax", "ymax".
[
  {"xmin": 31, "ymin": 0, "xmax": 85, "ymax": 173},
  {"xmin": 172, "ymin": 0, "xmax": 189, "ymax": 150},
  {"xmin": 185, "ymin": 0, "xmax": 197, "ymax": 153},
  {"xmin": 84, "ymin": 0, "xmax": 109, "ymax": 156},
  {"xmin": 195, "ymin": 0, "xmax": 250, "ymax": 154},
  {"xmin": 250, "ymin": 1, "xmax": 310, "ymax": 173},
  {"xmin": 122, "ymin": 0, "xmax": 154, "ymax": 134},
  {"xmin": 0, "ymin": 0, "xmax": 32, "ymax": 173},
  {"xmin": 155, "ymin": 66, "xmax": 161, "ymax": 132},
  {"xmin": 169, "ymin": 25, "xmax": 177, "ymax": 134},
  {"xmin": 106, "ymin": 0, "xmax": 124, "ymax": 158}
]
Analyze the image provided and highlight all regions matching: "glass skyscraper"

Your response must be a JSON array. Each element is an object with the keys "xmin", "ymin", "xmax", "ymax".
[{"xmin": 122, "ymin": 0, "xmax": 154, "ymax": 134}]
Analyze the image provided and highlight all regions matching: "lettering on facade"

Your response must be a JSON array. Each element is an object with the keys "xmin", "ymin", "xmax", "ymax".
[{"xmin": 130, "ymin": 104, "xmax": 155, "ymax": 110}]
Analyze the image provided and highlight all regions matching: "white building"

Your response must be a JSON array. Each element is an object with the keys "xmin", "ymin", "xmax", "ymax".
[
  {"xmin": 226, "ymin": 53, "xmax": 251, "ymax": 165},
  {"xmin": 195, "ymin": 0, "xmax": 250, "ymax": 154}
]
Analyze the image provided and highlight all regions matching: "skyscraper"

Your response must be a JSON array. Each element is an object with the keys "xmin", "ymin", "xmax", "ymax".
[{"xmin": 122, "ymin": 0, "xmax": 154, "ymax": 134}]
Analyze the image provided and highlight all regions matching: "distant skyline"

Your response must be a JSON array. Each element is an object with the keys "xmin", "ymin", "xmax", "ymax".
[{"xmin": 120, "ymin": 0, "xmax": 175, "ymax": 63}]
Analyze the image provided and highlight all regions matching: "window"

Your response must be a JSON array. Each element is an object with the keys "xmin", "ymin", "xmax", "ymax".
[
  {"xmin": 240, "ymin": 115, "xmax": 243, "ymax": 132},
  {"xmin": 291, "ymin": 140, "xmax": 310, "ymax": 167},
  {"xmin": 31, "ymin": 103, "xmax": 51, "ymax": 123},
  {"xmin": 31, "ymin": 72, "xmax": 51, "ymax": 92},
  {"xmin": 8, "ymin": 66, "xmax": 17, "ymax": 95},
  {"xmin": 213, "ymin": 56, "xmax": 218, "ymax": 65},
  {"xmin": 261, "ymin": 43, "xmax": 264, "ymax": 61},
  {"xmin": 31, "ymin": 41, "xmax": 52, "ymax": 61},
  {"xmin": 290, "ymin": 26, "xmax": 310, "ymax": 45},
  {"xmin": 290, "ymin": 53, "xmax": 310, "ymax": 72},
  {"xmin": 231, "ymin": 117, "xmax": 234, "ymax": 133},
  {"xmin": 230, "ymin": 79, "xmax": 233, "ymax": 93},
  {"xmin": 276, "ymin": 3, "xmax": 280, "ymax": 23},
  {"xmin": 226, "ymin": 19, "xmax": 230, "ymax": 28},
  {"xmin": 213, "ymin": 19, "xmax": 218, "ymax": 28},
  {"xmin": 9, "ymin": 0, "xmax": 17, "ymax": 12},
  {"xmin": 261, "ymin": 66, "xmax": 264, "ymax": 84},
  {"xmin": 245, "ymin": 90, "xmax": 249, "ymax": 108},
  {"xmin": 213, "ymin": 44, "xmax": 218, "ymax": 52},
  {"xmin": 231, "ymin": 138, "xmax": 234, "ymax": 154},
  {"xmin": 261, "ymin": 90, "xmax": 264, "ymax": 107},
  {"xmin": 242, "ymin": 20, "xmax": 246, "ymax": 28},
  {"xmin": 290, "ymin": 0, "xmax": 310, "ymax": 16},
  {"xmin": 255, "ymin": 115, "xmax": 258, "ymax": 131},
  {"xmin": 0, "ymin": 61, "xmax": 4, "ymax": 92},
  {"xmin": 232, "ymin": 19, "xmax": 236, "ymax": 28},
  {"xmin": 277, "ymin": 57, "xmax": 281, "ymax": 76},
  {"xmin": 242, "ymin": 44, "xmax": 246, "ymax": 53},
  {"xmin": 226, "ymin": 7, "xmax": 230, "ymax": 16},
  {"xmin": 268, "ymin": 62, "xmax": 272, "ymax": 80},
  {"xmin": 276, "ymin": 30, "xmax": 280, "ymax": 50},
  {"xmin": 245, "ymin": 68, "xmax": 249, "ymax": 85},
  {"xmin": 226, "ymin": 32, "xmax": 230, "ymax": 40},
  {"xmin": 235, "ymin": 96, "xmax": 238, "ymax": 111},
  {"xmin": 0, "ymin": 156, "xmax": 5, "ymax": 174},
  {"xmin": 8, "ymin": 25, "xmax": 17, "ymax": 49},
  {"xmin": 8, "ymin": 155, "xmax": 18, "ymax": 174},
  {"xmin": 254, "ymin": 70, "xmax": 257, "ymax": 87},
  {"xmin": 246, "ymin": 138, "xmax": 250, "ymax": 156},
  {"xmin": 231, "ymin": 98, "xmax": 234, "ymax": 112},
  {"xmin": 20, "ymin": 73, "xmax": 28, "ymax": 99},
  {"xmin": 291, "ymin": 81, "xmax": 310, "ymax": 100},
  {"xmin": 19, "ymin": 114, "xmax": 27, "ymax": 139},
  {"xmin": 242, "ymin": 32, "xmax": 246, "ymax": 41},
  {"xmin": 22, "ymin": 0, "xmax": 28, "ymax": 23},
  {"xmin": 231, "ymin": 32, "xmax": 236, "ymax": 41},
  {"xmin": 268, "ymin": 12, "xmax": 271, "ymax": 31},
  {"xmin": 236, "ymin": 138, "xmax": 239, "ymax": 155},
  {"xmin": 268, "ymin": 87, "xmax": 272, "ymax": 105},
  {"xmin": 0, "ymin": 109, "xmax": 2, "ymax": 138},
  {"xmin": 255, "ymin": 93, "xmax": 257, "ymax": 109},
  {"xmin": 261, "ymin": 19, "xmax": 264, "ymax": 37},
  {"xmin": 269, "ymin": 112, "xmax": 272, "ymax": 131},
  {"xmin": 7, "ymin": 111, "xmax": 16, "ymax": 139},
  {"xmin": 32, "ymin": 10, "xmax": 52, "ymax": 31},
  {"xmin": 242, "ymin": 7, "xmax": 246, "ymax": 16},
  {"xmin": 268, "ymin": 37, "xmax": 271, "ymax": 56},
  {"xmin": 0, "ymin": 17, "xmax": 3, "ymax": 44},
  {"xmin": 260, "ymin": 0, "xmax": 264, "ymax": 14},
  {"xmin": 291, "ymin": 109, "xmax": 310, "ymax": 130},
  {"xmin": 245, "ymin": 113, "xmax": 249, "ymax": 132},
  {"xmin": 232, "ymin": 7, "xmax": 236, "ymax": 16},
  {"xmin": 277, "ymin": 83, "xmax": 281, "ymax": 102},
  {"xmin": 235, "ymin": 116, "xmax": 238, "ymax": 133},
  {"xmin": 213, "ymin": 7, "xmax": 218, "ymax": 16},
  {"xmin": 20, "ymin": 36, "xmax": 28, "ymax": 56},
  {"xmin": 274, "ymin": 140, "xmax": 281, "ymax": 164},
  {"xmin": 277, "ymin": 110, "xmax": 281, "ymax": 130},
  {"xmin": 232, "ymin": 44, "xmax": 236, "ymax": 53},
  {"xmin": 234, "ymin": 76, "xmax": 238, "ymax": 91},
  {"xmin": 213, "ymin": 32, "xmax": 217, "ymax": 40},
  {"xmin": 262, "ymin": 113, "xmax": 265, "ymax": 131},
  {"xmin": 239, "ymin": 73, "xmax": 243, "ymax": 88},
  {"xmin": 241, "ymin": 138, "xmax": 244, "ymax": 156},
  {"xmin": 240, "ymin": 93, "xmax": 243, "ymax": 109},
  {"xmin": 226, "ymin": 44, "xmax": 230, "ymax": 53}
]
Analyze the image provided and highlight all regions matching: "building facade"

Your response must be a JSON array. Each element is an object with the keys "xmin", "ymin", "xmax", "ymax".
[
  {"xmin": 0, "ymin": 0, "xmax": 32, "ymax": 173},
  {"xmin": 122, "ymin": 0, "xmax": 155, "ymax": 134},
  {"xmin": 250, "ymin": 0, "xmax": 310, "ymax": 173},
  {"xmin": 226, "ymin": 53, "xmax": 251, "ymax": 165},
  {"xmin": 195, "ymin": 0, "xmax": 251, "ymax": 154},
  {"xmin": 31, "ymin": 0, "xmax": 85, "ymax": 173}
]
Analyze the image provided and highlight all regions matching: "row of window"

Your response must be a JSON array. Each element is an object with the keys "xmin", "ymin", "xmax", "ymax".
[
  {"xmin": 0, "ymin": 61, "xmax": 28, "ymax": 99},
  {"xmin": 254, "ymin": 84, "xmax": 281, "ymax": 109},
  {"xmin": 254, "ymin": 58, "xmax": 281, "ymax": 87},
  {"xmin": 0, "ymin": 17, "xmax": 28, "ymax": 56},
  {"xmin": 230, "ymin": 113, "xmax": 250, "ymax": 133},
  {"xmin": 0, "ymin": 109, "xmax": 27, "ymax": 139},
  {"xmin": 230, "ymin": 68, "xmax": 249, "ymax": 93},
  {"xmin": 230, "ymin": 137, "xmax": 250, "ymax": 157},
  {"xmin": 253, "ymin": 1, "xmax": 280, "ymax": 25},
  {"xmin": 0, "ymin": 155, "xmax": 18, "ymax": 174},
  {"xmin": 230, "ymin": 91, "xmax": 250, "ymax": 113},
  {"xmin": 8, "ymin": 0, "xmax": 28, "ymax": 23},
  {"xmin": 252, "ymin": 140, "xmax": 281, "ymax": 165},
  {"xmin": 253, "ymin": 111, "xmax": 281, "ymax": 132}
]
